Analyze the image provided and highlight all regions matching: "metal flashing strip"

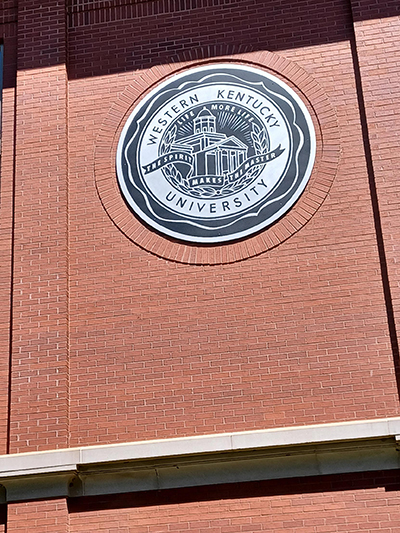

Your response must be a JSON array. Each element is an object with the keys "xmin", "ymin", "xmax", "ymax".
[{"xmin": 1, "ymin": 417, "xmax": 400, "ymax": 502}]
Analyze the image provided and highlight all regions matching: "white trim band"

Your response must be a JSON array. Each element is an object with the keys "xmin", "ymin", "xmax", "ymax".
[
  {"xmin": 1, "ymin": 416, "xmax": 400, "ymax": 477},
  {"xmin": 0, "ymin": 417, "xmax": 400, "ymax": 502}
]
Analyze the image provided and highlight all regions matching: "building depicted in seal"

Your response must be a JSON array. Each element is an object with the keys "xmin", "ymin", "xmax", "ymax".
[
  {"xmin": 0, "ymin": 0, "xmax": 400, "ymax": 532},
  {"xmin": 174, "ymin": 107, "xmax": 249, "ymax": 179}
]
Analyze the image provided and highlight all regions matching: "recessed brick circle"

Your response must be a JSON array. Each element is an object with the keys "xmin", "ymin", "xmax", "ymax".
[{"xmin": 95, "ymin": 50, "xmax": 340, "ymax": 265}]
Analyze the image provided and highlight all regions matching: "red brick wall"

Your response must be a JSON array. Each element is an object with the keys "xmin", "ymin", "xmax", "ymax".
[
  {"xmin": 65, "ymin": 0, "xmax": 400, "ymax": 447},
  {"xmin": 1, "ymin": 0, "xmax": 400, "ymax": 530},
  {"xmin": 1, "ymin": 0, "xmax": 400, "ymax": 478},
  {"xmin": 8, "ymin": 499, "xmax": 68, "ymax": 533}
]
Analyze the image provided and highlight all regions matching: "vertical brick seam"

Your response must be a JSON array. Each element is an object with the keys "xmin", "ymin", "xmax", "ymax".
[
  {"xmin": 349, "ymin": 0, "xmax": 400, "ymax": 388},
  {"xmin": 0, "ymin": 25, "xmax": 17, "ymax": 456}
]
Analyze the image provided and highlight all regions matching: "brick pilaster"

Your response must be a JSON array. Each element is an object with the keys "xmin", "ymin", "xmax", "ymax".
[
  {"xmin": 349, "ymin": 0, "xmax": 400, "ymax": 380},
  {"xmin": 9, "ymin": 0, "xmax": 69, "ymax": 452}
]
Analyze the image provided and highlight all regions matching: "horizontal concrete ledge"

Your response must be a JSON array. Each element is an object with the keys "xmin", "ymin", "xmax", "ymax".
[
  {"xmin": 1, "ymin": 417, "xmax": 400, "ymax": 478},
  {"xmin": 0, "ymin": 417, "xmax": 400, "ymax": 502}
]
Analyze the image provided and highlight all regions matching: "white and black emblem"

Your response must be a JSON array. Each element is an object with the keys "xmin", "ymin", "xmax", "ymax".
[{"xmin": 116, "ymin": 64, "xmax": 316, "ymax": 243}]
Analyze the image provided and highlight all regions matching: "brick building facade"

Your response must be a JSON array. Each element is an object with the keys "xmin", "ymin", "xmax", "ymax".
[{"xmin": 0, "ymin": 0, "xmax": 400, "ymax": 530}]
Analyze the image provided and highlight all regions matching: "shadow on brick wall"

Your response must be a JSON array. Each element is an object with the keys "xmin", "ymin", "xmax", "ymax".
[
  {"xmin": 4, "ymin": 0, "xmax": 399, "ymax": 78},
  {"xmin": 68, "ymin": 469, "xmax": 400, "ymax": 515},
  {"xmin": 67, "ymin": 0, "xmax": 353, "ymax": 79},
  {"xmin": 65, "ymin": 0, "xmax": 399, "ymax": 79}
]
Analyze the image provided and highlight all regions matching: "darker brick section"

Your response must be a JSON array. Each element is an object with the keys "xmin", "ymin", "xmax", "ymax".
[
  {"xmin": 67, "ymin": 0, "xmax": 156, "ymax": 11},
  {"xmin": 17, "ymin": 0, "xmax": 66, "ymax": 70},
  {"xmin": 0, "ymin": 507, "xmax": 5, "ymax": 533},
  {"xmin": 351, "ymin": 0, "xmax": 400, "ymax": 20},
  {"xmin": 0, "ymin": 0, "xmax": 17, "ymax": 8},
  {"xmin": 0, "ymin": 1, "xmax": 17, "ymax": 26},
  {"xmin": 67, "ymin": 0, "xmax": 353, "ymax": 78}
]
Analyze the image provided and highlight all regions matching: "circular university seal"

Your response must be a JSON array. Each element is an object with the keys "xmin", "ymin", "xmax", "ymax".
[{"xmin": 116, "ymin": 64, "xmax": 316, "ymax": 243}]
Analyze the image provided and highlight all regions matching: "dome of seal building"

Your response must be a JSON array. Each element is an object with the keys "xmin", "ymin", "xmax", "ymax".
[{"xmin": 197, "ymin": 107, "xmax": 214, "ymax": 117}]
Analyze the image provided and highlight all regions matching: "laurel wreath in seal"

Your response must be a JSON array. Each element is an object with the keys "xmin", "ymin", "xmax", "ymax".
[
  {"xmin": 160, "ymin": 123, "xmax": 268, "ymax": 199},
  {"xmin": 159, "ymin": 125, "xmax": 184, "ymax": 184}
]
